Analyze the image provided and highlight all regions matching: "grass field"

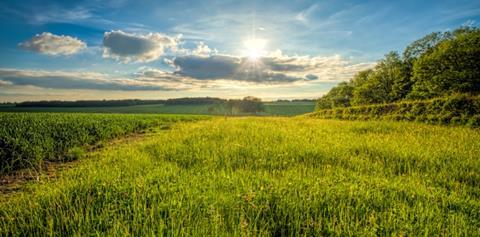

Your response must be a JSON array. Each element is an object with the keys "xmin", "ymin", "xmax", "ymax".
[
  {"xmin": 0, "ymin": 101, "xmax": 315, "ymax": 116},
  {"xmin": 1, "ymin": 115, "xmax": 479, "ymax": 235}
]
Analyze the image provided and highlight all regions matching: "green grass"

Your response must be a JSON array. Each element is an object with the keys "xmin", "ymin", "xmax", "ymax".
[
  {"xmin": 1, "ymin": 116, "xmax": 479, "ymax": 236},
  {"xmin": 0, "ymin": 101, "xmax": 315, "ymax": 116}
]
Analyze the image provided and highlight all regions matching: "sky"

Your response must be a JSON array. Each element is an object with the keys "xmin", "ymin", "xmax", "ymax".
[{"xmin": 0, "ymin": 0, "xmax": 479, "ymax": 102}]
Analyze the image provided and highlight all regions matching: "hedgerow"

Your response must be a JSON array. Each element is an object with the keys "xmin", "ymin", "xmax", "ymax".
[{"xmin": 308, "ymin": 94, "xmax": 480, "ymax": 127}]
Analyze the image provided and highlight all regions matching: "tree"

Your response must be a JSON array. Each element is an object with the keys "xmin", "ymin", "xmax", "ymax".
[
  {"xmin": 350, "ymin": 69, "xmax": 372, "ymax": 87},
  {"xmin": 316, "ymin": 81, "xmax": 354, "ymax": 109},
  {"xmin": 403, "ymin": 32, "xmax": 450, "ymax": 64},
  {"xmin": 225, "ymin": 96, "xmax": 264, "ymax": 114},
  {"xmin": 409, "ymin": 29, "xmax": 480, "ymax": 98},
  {"xmin": 240, "ymin": 96, "xmax": 264, "ymax": 113},
  {"xmin": 352, "ymin": 52, "xmax": 405, "ymax": 105},
  {"xmin": 316, "ymin": 26, "xmax": 480, "ymax": 110}
]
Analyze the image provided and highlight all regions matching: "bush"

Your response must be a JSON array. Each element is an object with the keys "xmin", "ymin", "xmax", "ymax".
[{"xmin": 308, "ymin": 94, "xmax": 480, "ymax": 127}]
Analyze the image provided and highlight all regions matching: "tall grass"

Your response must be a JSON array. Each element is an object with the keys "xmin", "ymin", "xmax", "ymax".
[{"xmin": 1, "ymin": 117, "xmax": 479, "ymax": 235}]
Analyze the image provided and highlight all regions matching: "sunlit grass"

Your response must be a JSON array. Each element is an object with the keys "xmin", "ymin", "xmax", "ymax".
[{"xmin": 1, "ymin": 117, "xmax": 479, "ymax": 235}]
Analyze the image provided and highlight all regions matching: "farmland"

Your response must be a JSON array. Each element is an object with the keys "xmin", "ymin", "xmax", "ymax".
[
  {"xmin": 1, "ymin": 114, "xmax": 479, "ymax": 235},
  {"xmin": 0, "ymin": 113, "xmax": 207, "ymax": 175},
  {"xmin": 0, "ymin": 101, "xmax": 316, "ymax": 116}
]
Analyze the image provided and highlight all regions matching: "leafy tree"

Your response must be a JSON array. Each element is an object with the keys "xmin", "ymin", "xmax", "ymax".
[
  {"xmin": 409, "ymin": 29, "xmax": 480, "ymax": 98},
  {"xmin": 403, "ymin": 32, "xmax": 450, "ymax": 65},
  {"xmin": 352, "ymin": 52, "xmax": 405, "ymax": 105},
  {"xmin": 225, "ymin": 96, "xmax": 264, "ymax": 114},
  {"xmin": 240, "ymin": 96, "xmax": 264, "ymax": 113},
  {"xmin": 350, "ymin": 69, "xmax": 372, "ymax": 87},
  {"xmin": 316, "ymin": 26, "xmax": 480, "ymax": 110},
  {"xmin": 316, "ymin": 81, "xmax": 354, "ymax": 109}
]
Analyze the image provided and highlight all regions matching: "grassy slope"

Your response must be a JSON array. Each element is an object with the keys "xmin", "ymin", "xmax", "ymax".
[
  {"xmin": 0, "ymin": 102, "xmax": 315, "ymax": 116},
  {"xmin": 1, "ymin": 117, "xmax": 479, "ymax": 236}
]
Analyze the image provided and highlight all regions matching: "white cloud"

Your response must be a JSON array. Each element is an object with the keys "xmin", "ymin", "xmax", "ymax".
[
  {"xmin": 192, "ymin": 42, "xmax": 218, "ymax": 56},
  {"xmin": 18, "ymin": 32, "xmax": 87, "ymax": 56},
  {"xmin": 103, "ymin": 30, "xmax": 179, "ymax": 63}
]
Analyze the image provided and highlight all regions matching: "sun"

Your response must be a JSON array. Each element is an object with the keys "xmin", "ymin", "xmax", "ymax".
[{"xmin": 243, "ymin": 38, "xmax": 266, "ymax": 60}]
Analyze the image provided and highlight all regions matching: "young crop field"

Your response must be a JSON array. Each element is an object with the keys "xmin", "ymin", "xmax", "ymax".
[
  {"xmin": 0, "ymin": 113, "xmax": 207, "ymax": 175},
  {"xmin": 1, "ymin": 115, "xmax": 479, "ymax": 236}
]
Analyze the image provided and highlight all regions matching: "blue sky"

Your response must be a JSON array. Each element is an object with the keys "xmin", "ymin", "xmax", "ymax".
[{"xmin": 0, "ymin": 0, "xmax": 479, "ymax": 101}]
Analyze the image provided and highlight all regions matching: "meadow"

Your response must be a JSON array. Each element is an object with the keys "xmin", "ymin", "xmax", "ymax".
[{"xmin": 1, "ymin": 114, "xmax": 479, "ymax": 236}]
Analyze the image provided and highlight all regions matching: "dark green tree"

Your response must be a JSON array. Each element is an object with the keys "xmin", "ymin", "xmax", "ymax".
[
  {"xmin": 316, "ymin": 81, "xmax": 354, "ymax": 109},
  {"xmin": 225, "ymin": 96, "xmax": 264, "ymax": 114},
  {"xmin": 409, "ymin": 29, "xmax": 480, "ymax": 98},
  {"xmin": 352, "ymin": 52, "xmax": 405, "ymax": 105}
]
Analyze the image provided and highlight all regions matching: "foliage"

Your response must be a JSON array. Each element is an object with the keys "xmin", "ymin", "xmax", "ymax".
[
  {"xmin": 164, "ymin": 97, "xmax": 225, "ymax": 105},
  {"xmin": 0, "ymin": 113, "xmax": 206, "ymax": 175},
  {"xmin": 1, "ymin": 117, "xmax": 479, "ymax": 235},
  {"xmin": 226, "ymin": 96, "xmax": 265, "ymax": 114},
  {"xmin": 409, "ymin": 29, "xmax": 480, "ymax": 98},
  {"xmin": 15, "ymin": 97, "xmax": 226, "ymax": 107},
  {"xmin": 353, "ymin": 52, "xmax": 407, "ymax": 105},
  {"xmin": 16, "ymin": 99, "xmax": 166, "ymax": 107},
  {"xmin": 316, "ymin": 26, "xmax": 480, "ymax": 113},
  {"xmin": 402, "ymin": 31, "xmax": 451, "ymax": 65},
  {"xmin": 316, "ymin": 82, "xmax": 354, "ymax": 109},
  {"xmin": 310, "ymin": 93, "xmax": 480, "ymax": 127}
]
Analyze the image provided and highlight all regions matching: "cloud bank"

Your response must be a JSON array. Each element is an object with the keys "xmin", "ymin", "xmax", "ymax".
[
  {"xmin": 103, "ymin": 30, "xmax": 179, "ymax": 63},
  {"xmin": 169, "ymin": 51, "xmax": 374, "ymax": 83},
  {"xmin": 18, "ymin": 32, "xmax": 87, "ymax": 56},
  {"xmin": 0, "ymin": 69, "xmax": 171, "ymax": 91}
]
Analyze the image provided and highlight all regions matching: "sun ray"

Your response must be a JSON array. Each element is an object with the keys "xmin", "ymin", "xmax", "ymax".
[{"xmin": 243, "ymin": 38, "xmax": 266, "ymax": 61}]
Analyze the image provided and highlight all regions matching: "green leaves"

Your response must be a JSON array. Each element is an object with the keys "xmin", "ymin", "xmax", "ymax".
[
  {"xmin": 410, "ymin": 29, "xmax": 480, "ymax": 98},
  {"xmin": 310, "ymin": 94, "xmax": 480, "ymax": 127},
  {"xmin": 317, "ymin": 27, "xmax": 480, "ymax": 111}
]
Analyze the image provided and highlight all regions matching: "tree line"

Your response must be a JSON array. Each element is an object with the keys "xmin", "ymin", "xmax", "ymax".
[
  {"xmin": 317, "ymin": 26, "xmax": 480, "ymax": 109},
  {"xmin": 16, "ymin": 99, "xmax": 166, "ymax": 107}
]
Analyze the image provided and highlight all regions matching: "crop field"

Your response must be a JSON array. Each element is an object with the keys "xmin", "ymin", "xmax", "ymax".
[
  {"xmin": 1, "ymin": 114, "xmax": 479, "ymax": 236},
  {"xmin": 0, "ymin": 113, "xmax": 207, "ymax": 175},
  {"xmin": 0, "ymin": 101, "xmax": 315, "ymax": 116}
]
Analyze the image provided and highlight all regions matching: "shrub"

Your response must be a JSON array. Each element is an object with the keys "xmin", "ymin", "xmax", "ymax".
[{"xmin": 308, "ymin": 94, "xmax": 480, "ymax": 127}]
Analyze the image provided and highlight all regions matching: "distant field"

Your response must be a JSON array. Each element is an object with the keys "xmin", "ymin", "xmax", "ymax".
[
  {"xmin": 0, "ymin": 101, "xmax": 315, "ymax": 116},
  {"xmin": 1, "ymin": 115, "xmax": 479, "ymax": 235}
]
